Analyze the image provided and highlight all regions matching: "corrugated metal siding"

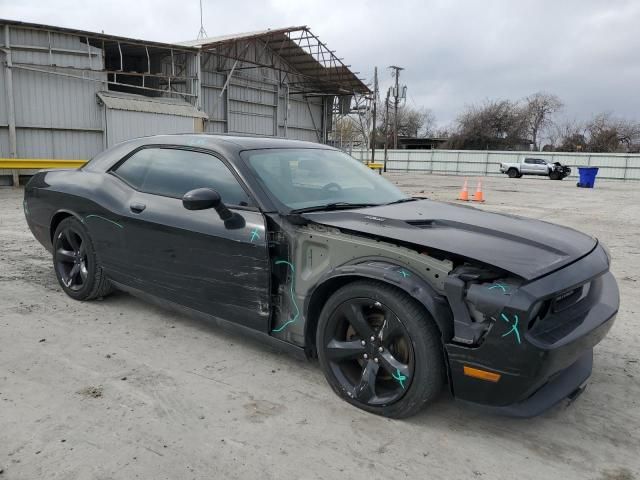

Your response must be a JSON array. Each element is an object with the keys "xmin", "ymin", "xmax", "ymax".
[
  {"xmin": 0, "ymin": 55, "xmax": 7, "ymax": 124},
  {"xmin": 201, "ymin": 69, "xmax": 226, "ymax": 133},
  {"xmin": 13, "ymin": 67, "xmax": 104, "ymax": 129},
  {"xmin": 228, "ymin": 76, "xmax": 277, "ymax": 136},
  {"xmin": 3, "ymin": 23, "xmax": 329, "ymax": 165},
  {"xmin": 15, "ymin": 128, "xmax": 102, "ymax": 159},
  {"xmin": 283, "ymin": 93, "xmax": 322, "ymax": 142},
  {"xmin": 0, "ymin": 129, "xmax": 9, "ymax": 156},
  {"xmin": 97, "ymin": 91, "xmax": 207, "ymax": 118},
  {"xmin": 200, "ymin": 48, "xmax": 325, "ymax": 141},
  {"xmin": 10, "ymin": 28, "xmax": 103, "ymax": 70},
  {"xmin": 106, "ymin": 109, "xmax": 193, "ymax": 146}
]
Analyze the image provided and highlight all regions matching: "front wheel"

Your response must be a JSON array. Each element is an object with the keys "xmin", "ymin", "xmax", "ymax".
[
  {"xmin": 507, "ymin": 168, "xmax": 519, "ymax": 178},
  {"xmin": 53, "ymin": 216, "xmax": 113, "ymax": 301},
  {"xmin": 316, "ymin": 280, "xmax": 445, "ymax": 418}
]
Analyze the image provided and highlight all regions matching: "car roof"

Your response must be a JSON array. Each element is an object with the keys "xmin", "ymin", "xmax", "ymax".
[
  {"xmin": 146, "ymin": 133, "xmax": 334, "ymax": 151},
  {"xmin": 83, "ymin": 133, "xmax": 336, "ymax": 173}
]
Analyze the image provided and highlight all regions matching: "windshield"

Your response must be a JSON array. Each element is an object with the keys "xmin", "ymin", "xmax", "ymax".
[{"xmin": 242, "ymin": 148, "xmax": 408, "ymax": 210}]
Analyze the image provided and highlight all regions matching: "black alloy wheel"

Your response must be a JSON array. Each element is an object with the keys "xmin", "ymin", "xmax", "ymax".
[
  {"xmin": 55, "ymin": 226, "xmax": 89, "ymax": 291},
  {"xmin": 324, "ymin": 298, "xmax": 414, "ymax": 406},
  {"xmin": 53, "ymin": 217, "xmax": 113, "ymax": 300},
  {"xmin": 317, "ymin": 280, "xmax": 445, "ymax": 418}
]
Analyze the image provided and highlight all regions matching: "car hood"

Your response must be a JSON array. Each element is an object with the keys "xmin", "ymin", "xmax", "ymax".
[{"xmin": 302, "ymin": 199, "xmax": 597, "ymax": 280}]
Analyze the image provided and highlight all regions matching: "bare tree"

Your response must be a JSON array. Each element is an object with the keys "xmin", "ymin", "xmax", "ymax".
[
  {"xmin": 524, "ymin": 92, "xmax": 563, "ymax": 150},
  {"xmin": 585, "ymin": 112, "xmax": 640, "ymax": 152},
  {"xmin": 379, "ymin": 105, "xmax": 436, "ymax": 139},
  {"xmin": 446, "ymin": 99, "xmax": 529, "ymax": 150},
  {"xmin": 554, "ymin": 120, "xmax": 587, "ymax": 152}
]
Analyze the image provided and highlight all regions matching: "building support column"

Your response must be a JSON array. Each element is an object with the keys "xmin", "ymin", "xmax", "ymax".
[
  {"xmin": 3, "ymin": 25, "xmax": 18, "ymax": 186},
  {"xmin": 195, "ymin": 50, "xmax": 202, "ymax": 111}
]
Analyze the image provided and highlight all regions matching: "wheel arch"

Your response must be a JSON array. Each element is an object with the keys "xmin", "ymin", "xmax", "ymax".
[
  {"xmin": 50, "ymin": 210, "xmax": 83, "ymax": 243},
  {"xmin": 303, "ymin": 262, "xmax": 454, "ymax": 356}
]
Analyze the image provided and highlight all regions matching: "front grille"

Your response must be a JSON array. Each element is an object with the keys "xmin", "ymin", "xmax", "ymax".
[
  {"xmin": 529, "ymin": 315, "xmax": 586, "ymax": 344},
  {"xmin": 528, "ymin": 279, "xmax": 597, "ymax": 345},
  {"xmin": 553, "ymin": 283, "xmax": 590, "ymax": 312}
]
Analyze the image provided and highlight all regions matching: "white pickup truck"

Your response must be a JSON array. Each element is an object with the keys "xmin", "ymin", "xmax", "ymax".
[{"xmin": 499, "ymin": 157, "xmax": 572, "ymax": 180}]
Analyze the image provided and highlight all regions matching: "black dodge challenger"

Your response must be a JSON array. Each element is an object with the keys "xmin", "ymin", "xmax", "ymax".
[{"xmin": 24, "ymin": 134, "xmax": 619, "ymax": 418}]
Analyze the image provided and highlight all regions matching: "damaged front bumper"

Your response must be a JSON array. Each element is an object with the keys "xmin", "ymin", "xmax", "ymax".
[{"xmin": 445, "ymin": 245, "xmax": 619, "ymax": 417}]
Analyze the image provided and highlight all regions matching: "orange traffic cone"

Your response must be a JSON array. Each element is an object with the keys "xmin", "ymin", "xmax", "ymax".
[
  {"xmin": 458, "ymin": 179, "xmax": 469, "ymax": 201},
  {"xmin": 472, "ymin": 180, "xmax": 485, "ymax": 202}
]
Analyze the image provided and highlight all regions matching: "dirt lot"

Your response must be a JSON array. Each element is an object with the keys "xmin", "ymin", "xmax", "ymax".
[{"xmin": 1, "ymin": 174, "xmax": 639, "ymax": 480}]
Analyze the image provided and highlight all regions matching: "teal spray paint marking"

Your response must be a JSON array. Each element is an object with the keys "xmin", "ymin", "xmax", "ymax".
[
  {"xmin": 500, "ymin": 313, "xmax": 521, "ymax": 344},
  {"xmin": 392, "ymin": 369, "xmax": 407, "ymax": 389},
  {"xmin": 84, "ymin": 214, "xmax": 123, "ymax": 229},
  {"xmin": 398, "ymin": 269, "xmax": 410, "ymax": 278},
  {"xmin": 489, "ymin": 283, "xmax": 508, "ymax": 293},
  {"xmin": 271, "ymin": 260, "xmax": 300, "ymax": 333},
  {"xmin": 250, "ymin": 227, "xmax": 260, "ymax": 242}
]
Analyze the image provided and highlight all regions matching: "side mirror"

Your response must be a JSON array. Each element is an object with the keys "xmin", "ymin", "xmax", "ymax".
[{"xmin": 182, "ymin": 188, "xmax": 233, "ymax": 221}]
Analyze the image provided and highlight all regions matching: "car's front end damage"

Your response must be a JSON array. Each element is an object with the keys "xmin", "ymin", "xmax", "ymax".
[
  {"xmin": 445, "ymin": 244, "xmax": 617, "ymax": 417},
  {"xmin": 285, "ymin": 199, "xmax": 619, "ymax": 417}
]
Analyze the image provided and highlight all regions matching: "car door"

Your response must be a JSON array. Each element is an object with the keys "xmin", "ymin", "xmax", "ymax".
[
  {"xmin": 522, "ymin": 158, "xmax": 536, "ymax": 174},
  {"xmin": 536, "ymin": 159, "xmax": 550, "ymax": 174},
  {"xmin": 108, "ymin": 146, "xmax": 270, "ymax": 332}
]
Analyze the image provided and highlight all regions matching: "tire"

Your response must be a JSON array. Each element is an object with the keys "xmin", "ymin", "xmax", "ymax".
[
  {"xmin": 52, "ymin": 216, "xmax": 113, "ymax": 301},
  {"xmin": 316, "ymin": 280, "xmax": 445, "ymax": 418},
  {"xmin": 549, "ymin": 171, "xmax": 560, "ymax": 180},
  {"xmin": 507, "ymin": 168, "xmax": 519, "ymax": 178}
]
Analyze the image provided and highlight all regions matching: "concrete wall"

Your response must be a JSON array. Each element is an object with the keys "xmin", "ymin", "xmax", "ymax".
[{"xmin": 351, "ymin": 149, "xmax": 640, "ymax": 180}]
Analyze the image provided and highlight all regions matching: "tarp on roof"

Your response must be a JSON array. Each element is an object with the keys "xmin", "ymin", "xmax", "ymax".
[{"xmin": 96, "ymin": 91, "xmax": 208, "ymax": 118}]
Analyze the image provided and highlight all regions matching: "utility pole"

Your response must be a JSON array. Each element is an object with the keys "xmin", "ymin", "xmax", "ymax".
[
  {"xmin": 389, "ymin": 65, "xmax": 404, "ymax": 150},
  {"xmin": 383, "ymin": 87, "xmax": 390, "ymax": 172},
  {"xmin": 370, "ymin": 67, "xmax": 378, "ymax": 164}
]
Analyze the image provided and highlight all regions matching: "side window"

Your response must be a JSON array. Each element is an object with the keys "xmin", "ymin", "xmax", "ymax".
[
  {"xmin": 113, "ymin": 148, "xmax": 252, "ymax": 206},
  {"xmin": 524, "ymin": 158, "xmax": 535, "ymax": 164}
]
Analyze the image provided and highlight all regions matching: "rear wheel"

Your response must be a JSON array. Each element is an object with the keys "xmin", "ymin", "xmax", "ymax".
[
  {"xmin": 507, "ymin": 168, "xmax": 519, "ymax": 178},
  {"xmin": 316, "ymin": 280, "xmax": 445, "ymax": 418},
  {"xmin": 53, "ymin": 217, "xmax": 112, "ymax": 301}
]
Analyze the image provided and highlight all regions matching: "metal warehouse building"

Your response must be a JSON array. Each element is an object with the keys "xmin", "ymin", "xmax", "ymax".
[{"xmin": 0, "ymin": 19, "xmax": 370, "ymax": 183}]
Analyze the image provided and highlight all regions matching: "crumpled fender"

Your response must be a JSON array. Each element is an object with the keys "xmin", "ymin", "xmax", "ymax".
[{"xmin": 305, "ymin": 260, "xmax": 453, "ymax": 341}]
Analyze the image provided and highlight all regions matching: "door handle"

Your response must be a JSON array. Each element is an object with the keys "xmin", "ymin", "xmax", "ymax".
[{"xmin": 130, "ymin": 202, "xmax": 146, "ymax": 213}]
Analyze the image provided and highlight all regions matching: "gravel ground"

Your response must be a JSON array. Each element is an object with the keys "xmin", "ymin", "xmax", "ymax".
[{"xmin": 1, "ymin": 174, "xmax": 639, "ymax": 480}]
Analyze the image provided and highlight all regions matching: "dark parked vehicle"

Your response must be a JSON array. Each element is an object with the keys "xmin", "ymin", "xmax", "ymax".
[{"xmin": 24, "ymin": 135, "xmax": 619, "ymax": 418}]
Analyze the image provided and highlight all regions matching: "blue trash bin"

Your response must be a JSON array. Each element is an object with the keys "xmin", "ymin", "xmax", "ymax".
[{"xmin": 577, "ymin": 167, "xmax": 599, "ymax": 188}]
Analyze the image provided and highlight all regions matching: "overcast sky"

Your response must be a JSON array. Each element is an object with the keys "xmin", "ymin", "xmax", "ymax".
[{"xmin": 2, "ymin": 0, "xmax": 639, "ymax": 126}]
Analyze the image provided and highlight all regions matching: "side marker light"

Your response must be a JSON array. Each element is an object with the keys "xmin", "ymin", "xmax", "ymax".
[{"xmin": 463, "ymin": 366, "xmax": 501, "ymax": 383}]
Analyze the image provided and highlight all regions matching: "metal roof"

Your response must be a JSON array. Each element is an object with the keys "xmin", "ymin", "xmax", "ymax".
[
  {"xmin": 181, "ymin": 26, "xmax": 370, "ymax": 95},
  {"xmin": 97, "ymin": 91, "xmax": 208, "ymax": 118},
  {"xmin": 1, "ymin": 18, "xmax": 370, "ymax": 96},
  {"xmin": 0, "ymin": 18, "xmax": 197, "ymax": 52}
]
